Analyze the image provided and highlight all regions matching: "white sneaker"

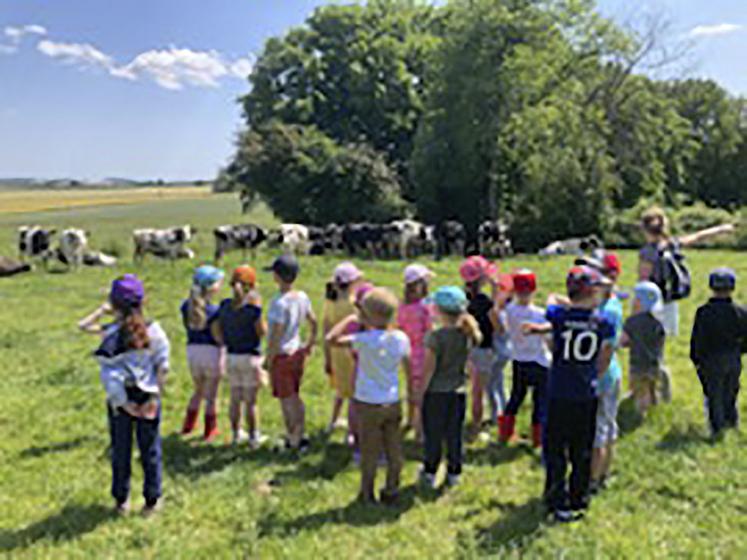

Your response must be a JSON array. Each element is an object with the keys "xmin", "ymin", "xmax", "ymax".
[
  {"xmin": 419, "ymin": 469, "xmax": 437, "ymax": 490},
  {"xmin": 248, "ymin": 432, "xmax": 267, "ymax": 450},
  {"xmin": 554, "ymin": 510, "xmax": 573, "ymax": 523},
  {"xmin": 232, "ymin": 429, "xmax": 248, "ymax": 446},
  {"xmin": 446, "ymin": 474, "xmax": 461, "ymax": 487}
]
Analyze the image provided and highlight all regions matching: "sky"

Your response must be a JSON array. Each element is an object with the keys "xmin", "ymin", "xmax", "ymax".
[{"xmin": 0, "ymin": 0, "xmax": 745, "ymax": 181}]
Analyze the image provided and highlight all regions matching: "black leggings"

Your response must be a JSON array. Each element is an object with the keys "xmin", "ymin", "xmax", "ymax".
[
  {"xmin": 422, "ymin": 392, "xmax": 466, "ymax": 476},
  {"xmin": 504, "ymin": 361, "xmax": 548, "ymax": 425}
]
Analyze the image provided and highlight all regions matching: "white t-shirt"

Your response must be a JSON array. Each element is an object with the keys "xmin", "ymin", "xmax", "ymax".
[
  {"xmin": 505, "ymin": 302, "xmax": 551, "ymax": 367},
  {"xmin": 351, "ymin": 329, "xmax": 411, "ymax": 405},
  {"xmin": 267, "ymin": 291, "xmax": 312, "ymax": 355}
]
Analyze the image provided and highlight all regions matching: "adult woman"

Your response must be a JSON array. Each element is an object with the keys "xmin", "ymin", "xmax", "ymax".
[
  {"xmin": 638, "ymin": 207, "xmax": 734, "ymax": 400},
  {"xmin": 78, "ymin": 274, "xmax": 170, "ymax": 516}
]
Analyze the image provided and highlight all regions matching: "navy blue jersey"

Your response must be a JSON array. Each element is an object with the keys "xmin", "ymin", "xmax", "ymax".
[
  {"xmin": 180, "ymin": 300, "xmax": 220, "ymax": 346},
  {"xmin": 546, "ymin": 305, "xmax": 616, "ymax": 401},
  {"xmin": 217, "ymin": 298, "xmax": 262, "ymax": 355}
]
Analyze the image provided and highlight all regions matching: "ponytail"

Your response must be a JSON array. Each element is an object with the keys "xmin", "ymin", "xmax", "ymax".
[
  {"xmin": 187, "ymin": 285, "xmax": 208, "ymax": 330},
  {"xmin": 456, "ymin": 312, "xmax": 482, "ymax": 346},
  {"xmin": 119, "ymin": 306, "xmax": 150, "ymax": 350}
]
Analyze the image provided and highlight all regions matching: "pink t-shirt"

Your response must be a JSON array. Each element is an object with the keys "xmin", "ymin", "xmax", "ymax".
[{"xmin": 397, "ymin": 300, "xmax": 433, "ymax": 387}]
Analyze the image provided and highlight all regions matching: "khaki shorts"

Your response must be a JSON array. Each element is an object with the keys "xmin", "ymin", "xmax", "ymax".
[
  {"xmin": 469, "ymin": 347, "xmax": 496, "ymax": 386},
  {"xmin": 227, "ymin": 354, "xmax": 267, "ymax": 391},
  {"xmin": 186, "ymin": 345, "xmax": 224, "ymax": 383}
]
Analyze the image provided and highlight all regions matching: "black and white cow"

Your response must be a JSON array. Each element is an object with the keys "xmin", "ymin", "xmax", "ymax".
[
  {"xmin": 0, "ymin": 256, "xmax": 32, "ymax": 278},
  {"xmin": 386, "ymin": 219, "xmax": 430, "ymax": 259},
  {"xmin": 214, "ymin": 224, "xmax": 267, "ymax": 262},
  {"xmin": 268, "ymin": 224, "xmax": 311, "ymax": 255},
  {"xmin": 538, "ymin": 235, "xmax": 603, "ymax": 258},
  {"xmin": 478, "ymin": 220, "xmax": 513, "ymax": 259},
  {"xmin": 82, "ymin": 251, "xmax": 118, "ymax": 267},
  {"xmin": 341, "ymin": 223, "xmax": 392, "ymax": 258},
  {"xmin": 324, "ymin": 223, "xmax": 344, "ymax": 254},
  {"xmin": 434, "ymin": 220, "xmax": 467, "ymax": 260},
  {"xmin": 55, "ymin": 228, "xmax": 90, "ymax": 270},
  {"xmin": 133, "ymin": 225, "xmax": 196, "ymax": 262},
  {"xmin": 18, "ymin": 226, "xmax": 56, "ymax": 262}
]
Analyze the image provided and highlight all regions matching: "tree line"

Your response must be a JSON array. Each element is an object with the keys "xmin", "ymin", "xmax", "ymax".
[{"xmin": 218, "ymin": 0, "xmax": 747, "ymax": 251}]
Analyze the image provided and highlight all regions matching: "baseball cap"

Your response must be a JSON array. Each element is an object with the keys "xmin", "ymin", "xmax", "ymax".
[
  {"xmin": 709, "ymin": 267, "xmax": 736, "ymax": 291},
  {"xmin": 577, "ymin": 249, "xmax": 622, "ymax": 280},
  {"xmin": 512, "ymin": 269, "xmax": 537, "ymax": 294},
  {"xmin": 334, "ymin": 262, "xmax": 363, "ymax": 285},
  {"xmin": 232, "ymin": 265, "xmax": 257, "ymax": 286},
  {"xmin": 566, "ymin": 265, "xmax": 609, "ymax": 296},
  {"xmin": 429, "ymin": 286, "xmax": 468, "ymax": 314},
  {"xmin": 193, "ymin": 265, "xmax": 225, "ymax": 289},
  {"xmin": 633, "ymin": 281, "xmax": 663, "ymax": 314},
  {"xmin": 265, "ymin": 254, "xmax": 299, "ymax": 282},
  {"xmin": 404, "ymin": 264, "xmax": 435, "ymax": 285},
  {"xmin": 459, "ymin": 256, "xmax": 494, "ymax": 283},
  {"xmin": 110, "ymin": 274, "xmax": 145, "ymax": 309}
]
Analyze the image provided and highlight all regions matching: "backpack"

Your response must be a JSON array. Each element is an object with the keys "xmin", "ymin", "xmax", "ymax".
[{"xmin": 656, "ymin": 242, "xmax": 691, "ymax": 302}]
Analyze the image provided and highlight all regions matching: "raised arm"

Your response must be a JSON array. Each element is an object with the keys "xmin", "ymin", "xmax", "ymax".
[
  {"xmin": 679, "ymin": 223, "xmax": 735, "ymax": 247},
  {"xmin": 78, "ymin": 302, "xmax": 111, "ymax": 335}
]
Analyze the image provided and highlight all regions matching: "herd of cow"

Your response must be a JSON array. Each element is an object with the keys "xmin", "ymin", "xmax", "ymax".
[{"xmin": 0, "ymin": 218, "xmax": 603, "ymax": 278}]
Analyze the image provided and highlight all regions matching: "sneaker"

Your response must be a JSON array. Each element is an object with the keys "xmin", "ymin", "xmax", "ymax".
[
  {"xmin": 298, "ymin": 438, "xmax": 311, "ymax": 454},
  {"xmin": 446, "ymin": 474, "xmax": 461, "ymax": 488},
  {"xmin": 379, "ymin": 489, "xmax": 400, "ymax": 506},
  {"xmin": 114, "ymin": 499, "xmax": 130, "ymax": 516},
  {"xmin": 142, "ymin": 498, "xmax": 161, "ymax": 518},
  {"xmin": 553, "ymin": 509, "xmax": 573, "ymax": 523},
  {"xmin": 248, "ymin": 432, "xmax": 268, "ymax": 450},
  {"xmin": 419, "ymin": 469, "xmax": 437, "ymax": 490},
  {"xmin": 232, "ymin": 429, "xmax": 248, "ymax": 446}
]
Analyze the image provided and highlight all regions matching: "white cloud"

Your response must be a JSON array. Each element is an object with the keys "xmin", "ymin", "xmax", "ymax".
[
  {"xmin": 37, "ymin": 39, "xmax": 113, "ymax": 69},
  {"xmin": 689, "ymin": 23, "xmax": 744, "ymax": 38},
  {"xmin": 229, "ymin": 57, "xmax": 253, "ymax": 79},
  {"xmin": 113, "ymin": 47, "xmax": 231, "ymax": 90},
  {"xmin": 4, "ymin": 24, "xmax": 47, "ymax": 44}
]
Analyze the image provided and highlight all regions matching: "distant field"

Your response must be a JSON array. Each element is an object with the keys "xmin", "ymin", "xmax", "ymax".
[{"xmin": 0, "ymin": 186, "xmax": 214, "ymax": 214}]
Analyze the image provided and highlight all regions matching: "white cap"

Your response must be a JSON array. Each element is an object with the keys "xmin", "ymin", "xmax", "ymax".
[{"xmin": 404, "ymin": 264, "xmax": 435, "ymax": 285}]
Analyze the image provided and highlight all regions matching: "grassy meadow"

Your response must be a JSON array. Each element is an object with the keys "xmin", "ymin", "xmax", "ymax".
[{"xmin": 1, "ymin": 191, "xmax": 747, "ymax": 558}]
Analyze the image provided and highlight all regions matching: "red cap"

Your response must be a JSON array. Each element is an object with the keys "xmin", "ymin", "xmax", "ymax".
[
  {"xmin": 512, "ymin": 269, "xmax": 537, "ymax": 294},
  {"xmin": 602, "ymin": 252, "xmax": 621, "ymax": 279}
]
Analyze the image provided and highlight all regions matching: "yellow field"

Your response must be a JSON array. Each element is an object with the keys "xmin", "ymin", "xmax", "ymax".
[{"xmin": 0, "ymin": 186, "xmax": 213, "ymax": 214}]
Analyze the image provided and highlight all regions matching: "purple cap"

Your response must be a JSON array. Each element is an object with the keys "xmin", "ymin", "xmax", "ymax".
[{"xmin": 109, "ymin": 274, "xmax": 145, "ymax": 309}]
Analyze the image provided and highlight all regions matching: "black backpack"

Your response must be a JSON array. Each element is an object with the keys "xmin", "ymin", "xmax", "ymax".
[{"xmin": 657, "ymin": 242, "xmax": 691, "ymax": 302}]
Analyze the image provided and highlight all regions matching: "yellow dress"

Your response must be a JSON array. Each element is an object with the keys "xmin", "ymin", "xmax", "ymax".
[{"xmin": 323, "ymin": 296, "xmax": 357, "ymax": 399}]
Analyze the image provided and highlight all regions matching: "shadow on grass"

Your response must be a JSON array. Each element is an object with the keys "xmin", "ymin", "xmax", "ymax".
[
  {"xmin": 0, "ymin": 504, "xmax": 114, "ymax": 552},
  {"xmin": 656, "ymin": 424, "xmax": 708, "ymax": 452},
  {"xmin": 19, "ymin": 436, "xmax": 95, "ymax": 459},
  {"xmin": 257, "ymin": 484, "xmax": 429, "ymax": 537},
  {"xmin": 617, "ymin": 395, "xmax": 644, "ymax": 437},
  {"xmin": 466, "ymin": 443, "xmax": 534, "ymax": 467},
  {"xmin": 474, "ymin": 497, "xmax": 546, "ymax": 554}
]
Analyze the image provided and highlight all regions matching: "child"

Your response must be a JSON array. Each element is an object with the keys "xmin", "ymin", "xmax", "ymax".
[
  {"xmin": 690, "ymin": 268, "xmax": 747, "ymax": 438},
  {"xmin": 620, "ymin": 282, "xmax": 666, "ymax": 417},
  {"xmin": 327, "ymin": 287, "xmax": 412, "ymax": 504},
  {"xmin": 212, "ymin": 266, "xmax": 266, "ymax": 447},
  {"xmin": 524, "ymin": 266, "xmax": 616, "ymax": 522},
  {"xmin": 398, "ymin": 264, "xmax": 435, "ymax": 441},
  {"xmin": 420, "ymin": 287, "xmax": 482, "ymax": 489},
  {"xmin": 323, "ymin": 262, "xmax": 364, "ymax": 437},
  {"xmin": 489, "ymin": 312, "xmax": 511, "ymax": 424},
  {"xmin": 265, "ymin": 254, "xmax": 318, "ymax": 452},
  {"xmin": 460, "ymin": 256, "xmax": 499, "ymax": 434},
  {"xmin": 78, "ymin": 274, "xmax": 170, "ymax": 515},
  {"xmin": 180, "ymin": 265, "xmax": 225, "ymax": 441},
  {"xmin": 500, "ymin": 269, "xmax": 551, "ymax": 447}
]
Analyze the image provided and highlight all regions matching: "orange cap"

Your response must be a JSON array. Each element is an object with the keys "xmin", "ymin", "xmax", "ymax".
[{"xmin": 232, "ymin": 265, "xmax": 257, "ymax": 286}]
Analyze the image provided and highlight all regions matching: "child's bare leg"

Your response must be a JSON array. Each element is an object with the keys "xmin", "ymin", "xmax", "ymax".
[
  {"xmin": 229, "ymin": 386, "xmax": 242, "ymax": 435},
  {"xmin": 204, "ymin": 375, "xmax": 221, "ymax": 417},
  {"xmin": 412, "ymin": 400, "xmax": 423, "ymax": 442},
  {"xmin": 245, "ymin": 387, "xmax": 259, "ymax": 437},
  {"xmin": 471, "ymin": 368, "xmax": 485, "ymax": 427},
  {"xmin": 329, "ymin": 395, "xmax": 343, "ymax": 429},
  {"xmin": 348, "ymin": 400, "xmax": 359, "ymax": 446}
]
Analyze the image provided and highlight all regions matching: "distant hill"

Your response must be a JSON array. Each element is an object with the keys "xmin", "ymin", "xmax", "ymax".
[{"xmin": 0, "ymin": 178, "xmax": 211, "ymax": 190}]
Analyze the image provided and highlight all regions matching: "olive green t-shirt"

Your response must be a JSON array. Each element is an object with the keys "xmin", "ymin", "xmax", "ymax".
[{"xmin": 425, "ymin": 327, "xmax": 472, "ymax": 393}]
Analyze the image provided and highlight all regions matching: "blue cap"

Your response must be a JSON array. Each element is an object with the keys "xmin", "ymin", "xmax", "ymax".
[
  {"xmin": 633, "ymin": 281, "xmax": 663, "ymax": 314},
  {"xmin": 193, "ymin": 265, "xmax": 225, "ymax": 289},
  {"xmin": 429, "ymin": 286, "xmax": 468, "ymax": 313},
  {"xmin": 709, "ymin": 267, "xmax": 736, "ymax": 291}
]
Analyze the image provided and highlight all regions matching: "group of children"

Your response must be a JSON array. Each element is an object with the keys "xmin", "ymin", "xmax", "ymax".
[{"xmin": 83, "ymin": 250, "xmax": 747, "ymax": 521}]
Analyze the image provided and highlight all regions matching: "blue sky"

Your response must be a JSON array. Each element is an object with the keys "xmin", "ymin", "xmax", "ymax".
[{"xmin": 0, "ymin": 0, "xmax": 745, "ymax": 181}]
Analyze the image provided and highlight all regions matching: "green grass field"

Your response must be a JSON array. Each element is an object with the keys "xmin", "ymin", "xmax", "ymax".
[{"xmin": 1, "ymin": 193, "xmax": 747, "ymax": 558}]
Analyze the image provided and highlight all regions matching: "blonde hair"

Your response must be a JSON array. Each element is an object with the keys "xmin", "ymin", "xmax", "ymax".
[
  {"xmin": 187, "ymin": 285, "xmax": 208, "ymax": 331},
  {"xmin": 361, "ymin": 287, "xmax": 398, "ymax": 329},
  {"xmin": 641, "ymin": 207, "xmax": 670, "ymax": 238}
]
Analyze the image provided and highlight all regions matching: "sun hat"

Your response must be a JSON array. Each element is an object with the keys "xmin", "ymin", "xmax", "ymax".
[
  {"xmin": 709, "ymin": 267, "xmax": 737, "ymax": 291},
  {"xmin": 110, "ymin": 274, "xmax": 145, "ymax": 309},
  {"xmin": 404, "ymin": 263, "xmax": 435, "ymax": 285},
  {"xmin": 232, "ymin": 265, "xmax": 257, "ymax": 286},
  {"xmin": 430, "ymin": 286, "xmax": 468, "ymax": 314},
  {"xmin": 459, "ymin": 255, "xmax": 497, "ymax": 283},
  {"xmin": 334, "ymin": 262, "xmax": 363, "ymax": 285},
  {"xmin": 265, "ymin": 254, "xmax": 299, "ymax": 282},
  {"xmin": 512, "ymin": 269, "xmax": 537, "ymax": 294},
  {"xmin": 193, "ymin": 265, "xmax": 225, "ymax": 289},
  {"xmin": 633, "ymin": 281, "xmax": 663, "ymax": 314}
]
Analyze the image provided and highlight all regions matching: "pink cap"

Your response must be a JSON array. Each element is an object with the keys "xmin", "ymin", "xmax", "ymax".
[
  {"xmin": 459, "ymin": 256, "xmax": 492, "ymax": 283},
  {"xmin": 404, "ymin": 264, "xmax": 435, "ymax": 285},
  {"xmin": 354, "ymin": 282, "xmax": 375, "ymax": 306},
  {"xmin": 333, "ymin": 262, "xmax": 363, "ymax": 285}
]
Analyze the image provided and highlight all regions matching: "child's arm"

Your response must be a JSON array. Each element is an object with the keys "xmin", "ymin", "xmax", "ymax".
[
  {"xmin": 619, "ymin": 330, "xmax": 631, "ymax": 349},
  {"xmin": 420, "ymin": 348, "xmax": 436, "ymax": 401},
  {"xmin": 521, "ymin": 321, "xmax": 552, "ymax": 335},
  {"xmin": 78, "ymin": 302, "xmax": 112, "ymax": 335},
  {"xmin": 326, "ymin": 314, "xmax": 358, "ymax": 348},
  {"xmin": 402, "ymin": 354, "xmax": 414, "ymax": 398},
  {"xmin": 547, "ymin": 293, "xmax": 570, "ymax": 307},
  {"xmin": 323, "ymin": 314, "xmax": 334, "ymax": 375},
  {"xmin": 266, "ymin": 322, "xmax": 283, "ymax": 365},
  {"xmin": 304, "ymin": 307, "xmax": 318, "ymax": 355},
  {"xmin": 679, "ymin": 223, "xmax": 735, "ymax": 247},
  {"xmin": 211, "ymin": 320, "xmax": 225, "ymax": 347},
  {"xmin": 596, "ymin": 341, "xmax": 614, "ymax": 378}
]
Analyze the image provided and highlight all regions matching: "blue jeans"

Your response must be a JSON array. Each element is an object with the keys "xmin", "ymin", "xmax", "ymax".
[
  {"xmin": 487, "ymin": 357, "xmax": 509, "ymax": 423},
  {"xmin": 108, "ymin": 404, "xmax": 162, "ymax": 504}
]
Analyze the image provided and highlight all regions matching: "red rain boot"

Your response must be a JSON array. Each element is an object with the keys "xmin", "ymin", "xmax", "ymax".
[
  {"xmin": 498, "ymin": 415, "xmax": 516, "ymax": 443},
  {"xmin": 181, "ymin": 408, "xmax": 199, "ymax": 435},
  {"xmin": 203, "ymin": 413, "xmax": 219, "ymax": 442},
  {"xmin": 532, "ymin": 423, "xmax": 543, "ymax": 449}
]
